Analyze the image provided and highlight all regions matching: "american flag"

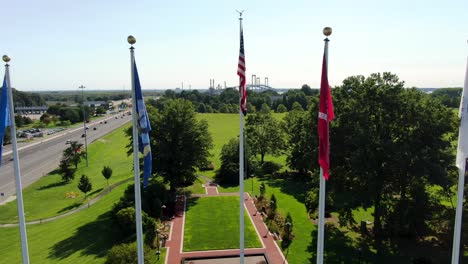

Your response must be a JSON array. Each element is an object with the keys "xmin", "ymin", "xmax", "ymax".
[{"xmin": 237, "ymin": 25, "xmax": 247, "ymax": 115}]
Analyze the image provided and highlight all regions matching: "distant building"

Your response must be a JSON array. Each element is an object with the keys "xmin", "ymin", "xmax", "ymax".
[
  {"xmin": 15, "ymin": 106, "xmax": 48, "ymax": 114},
  {"xmin": 84, "ymin": 101, "xmax": 112, "ymax": 108}
]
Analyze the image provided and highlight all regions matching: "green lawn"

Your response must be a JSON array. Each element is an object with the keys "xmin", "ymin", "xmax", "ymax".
[
  {"xmin": 183, "ymin": 196, "xmax": 262, "ymax": 251},
  {"xmin": 196, "ymin": 113, "xmax": 288, "ymax": 179},
  {"xmin": 196, "ymin": 114, "xmax": 239, "ymax": 179},
  {"xmin": 184, "ymin": 177, "xmax": 206, "ymax": 195},
  {"xmin": 0, "ymin": 182, "xmax": 166, "ymax": 264},
  {"xmin": 0, "ymin": 123, "xmax": 133, "ymax": 223},
  {"xmin": 217, "ymin": 177, "xmax": 314, "ymax": 263}
]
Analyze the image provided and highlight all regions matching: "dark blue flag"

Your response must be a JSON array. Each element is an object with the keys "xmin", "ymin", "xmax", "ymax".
[
  {"xmin": 133, "ymin": 61, "xmax": 152, "ymax": 187},
  {"xmin": 0, "ymin": 75, "xmax": 10, "ymax": 167}
]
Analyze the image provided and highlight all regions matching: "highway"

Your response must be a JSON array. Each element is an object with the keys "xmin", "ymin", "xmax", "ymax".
[{"xmin": 0, "ymin": 113, "xmax": 132, "ymax": 204}]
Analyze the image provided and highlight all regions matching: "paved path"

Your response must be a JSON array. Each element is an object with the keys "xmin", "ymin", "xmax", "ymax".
[{"xmin": 165, "ymin": 184, "xmax": 288, "ymax": 264}]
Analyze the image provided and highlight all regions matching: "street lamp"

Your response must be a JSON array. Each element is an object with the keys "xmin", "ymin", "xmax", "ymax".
[
  {"xmin": 156, "ymin": 229, "xmax": 161, "ymax": 261},
  {"xmin": 161, "ymin": 204, "xmax": 166, "ymax": 220},
  {"xmin": 79, "ymin": 85, "xmax": 88, "ymax": 167},
  {"xmin": 285, "ymin": 222, "xmax": 291, "ymax": 240}
]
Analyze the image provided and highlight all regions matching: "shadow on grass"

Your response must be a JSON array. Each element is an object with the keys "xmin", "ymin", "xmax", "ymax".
[
  {"xmin": 306, "ymin": 224, "xmax": 455, "ymax": 263},
  {"xmin": 88, "ymin": 188, "xmax": 104, "ymax": 197},
  {"xmin": 185, "ymin": 197, "xmax": 200, "ymax": 212},
  {"xmin": 57, "ymin": 202, "xmax": 83, "ymax": 214},
  {"xmin": 260, "ymin": 177, "xmax": 310, "ymax": 204},
  {"xmin": 48, "ymin": 211, "xmax": 116, "ymax": 260},
  {"xmin": 38, "ymin": 181, "xmax": 68, "ymax": 190},
  {"xmin": 307, "ymin": 225, "xmax": 378, "ymax": 264}
]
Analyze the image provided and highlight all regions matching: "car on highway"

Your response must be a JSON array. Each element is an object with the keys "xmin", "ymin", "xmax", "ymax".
[
  {"xmin": 81, "ymin": 134, "xmax": 86, "ymax": 138},
  {"xmin": 66, "ymin": 140, "xmax": 71, "ymax": 144},
  {"xmin": 93, "ymin": 127, "xmax": 97, "ymax": 131}
]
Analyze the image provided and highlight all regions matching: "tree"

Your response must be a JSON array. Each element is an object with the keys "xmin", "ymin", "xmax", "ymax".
[
  {"xmin": 95, "ymin": 106, "xmax": 106, "ymax": 115},
  {"xmin": 78, "ymin": 174, "xmax": 92, "ymax": 198},
  {"xmin": 245, "ymin": 110, "xmax": 285, "ymax": 163},
  {"xmin": 59, "ymin": 159, "xmax": 75, "ymax": 182},
  {"xmin": 276, "ymin": 104, "xmax": 287, "ymax": 113},
  {"xmin": 269, "ymin": 194, "xmax": 277, "ymax": 217},
  {"xmin": 14, "ymin": 115, "xmax": 24, "ymax": 127},
  {"xmin": 62, "ymin": 141, "xmax": 85, "ymax": 169},
  {"xmin": 329, "ymin": 72, "xmax": 457, "ymax": 252},
  {"xmin": 291, "ymin": 102, "xmax": 304, "ymax": 111},
  {"xmin": 283, "ymin": 212, "xmax": 293, "ymax": 242},
  {"xmin": 102, "ymin": 166, "xmax": 113, "ymax": 187},
  {"xmin": 150, "ymin": 99, "xmax": 213, "ymax": 192},
  {"xmin": 40, "ymin": 112, "xmax": 52, "ymax": 125},
  {"xmin": 284, "ymin": 100, "xmax": 318, "ymax": 174},
  {"xmin": 301, "ymin": 84, "xmax": 316, "ymax": 96},
  {"xmin": 215, "ymin": 138, "xmax": 257, "ymax": 185}
]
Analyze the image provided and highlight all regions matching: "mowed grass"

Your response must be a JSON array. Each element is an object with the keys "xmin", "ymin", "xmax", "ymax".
[
  {"xmin": 183, "ymin": 196, "xmax": 262, "ymax": 251},
  {"xmin": 0, "ymin": 182, "xmax": 165, "ymax": 264},
  {"xmin": 0, "ymin": 124, "xmax": 133, "ymax": 223},
  {"xmin": 196, "ymin": 114, "xmax": 239, "ymax": 178},
  {"xmin": 196, "ymin": 113, "xmax": 288, "ymax": 179},
  {"xmin": 217, "ymin": 177, "xmax": 315, "ymax": 263}
]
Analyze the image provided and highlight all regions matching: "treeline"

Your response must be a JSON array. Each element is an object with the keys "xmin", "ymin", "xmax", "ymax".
[
  {"xmin": 430, "ymin": 87, "xmax": 462, "ymax": 108},
  {"xmin": 11, "ymin": 88, "xmax": 46, "ymax": 106},
  {"xmin": 38, "ymin": 91, "xmax": 129, "ymax": 103},
  {"xmin": 154, "ymin": 85, "xmax": 461, "ymax": 114},
  {"xmin": 41, "ymin": 104, "xmax": 92, "ymax": 126},
  {"xmin": 152, "ymin": 84, "xmax": 318, "ymax": 114}
]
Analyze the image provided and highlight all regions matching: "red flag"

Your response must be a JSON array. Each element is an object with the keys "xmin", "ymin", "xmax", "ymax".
[
  {"xmin": 237, "ymin": 25, "xmax": 247, "ymax": 115},
  {"xmin": 318, "ymin": 53, "xmax": 334, "ymax": 180}
]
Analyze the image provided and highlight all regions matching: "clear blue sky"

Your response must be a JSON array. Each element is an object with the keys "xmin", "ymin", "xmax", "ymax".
[{"xmin": 2, "ymin": 0, "xmax": 467, "ymax": 91}]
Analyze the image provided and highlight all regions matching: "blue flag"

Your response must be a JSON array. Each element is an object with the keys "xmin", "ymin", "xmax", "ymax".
[
  {"xmin": 0, "ymin": 74, "xmax": 10, "ymax": 167},
  {"xmin": 134, "ymin": 61, "xmax": 152, "ymax": 187}
]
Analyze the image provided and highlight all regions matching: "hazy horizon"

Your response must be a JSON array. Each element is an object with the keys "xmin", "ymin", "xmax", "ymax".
[{"xmin": 3, "ymin": 0, "xmax": 467, "ymax": 91}]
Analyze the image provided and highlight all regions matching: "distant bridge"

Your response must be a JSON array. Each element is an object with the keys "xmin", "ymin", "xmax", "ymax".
[{"xmin": 224, "ymin": 84, "xmax": 275, "ymax": 92}]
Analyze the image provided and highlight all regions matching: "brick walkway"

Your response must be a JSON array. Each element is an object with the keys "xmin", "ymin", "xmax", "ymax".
[{"xmin": 165, "ymin": 184, "xmax": 288, "ymax": 264}]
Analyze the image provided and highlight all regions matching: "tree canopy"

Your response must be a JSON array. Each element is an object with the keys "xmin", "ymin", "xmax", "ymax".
[
  {"xmin": 245, "ymin": 110, "xmax": 285, "ymax": 163},
  {"xmin": 329, "ymin": 72, "xmax": 457, "ymax": 251},
  {"xmin": 149, "ymin": 99, "xmax": 213, "ymax": 191}
]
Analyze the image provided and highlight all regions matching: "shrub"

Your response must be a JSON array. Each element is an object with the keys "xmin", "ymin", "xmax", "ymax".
[
  {"xmin": 261, "ymin": 161, "xmax": 282, "ymax": 175},
  {"xmin": 115, "ymin": 207, "xmax": 152, "ymax": 237},
  {"xmin": 305, "ymin": 188, "xmax": 319, "ymax": 213},
  {"xmin": 105, "ymin": 242, "xmax": 152, "ymax": 264},
  {"xmin": 269, "ymin": 194, "xmax": 278, "ymax": 218},
  {"xmin": 144, "ymin": 218, "xmax": 157, "ymax": 248},
  {"xmin": 259, "ymin": 182, "xmax": 266, "ymax": 198},
  {"xmin": 200, "ymin": 162, "xmax": 215, "ymax": 171},
  {"xmin": 265, "ymin": 219, "xmax": 280, "ymax": 235},
  {"xmin": 283, "ymin": 212, "xmax": 294, "ymax": 240}
]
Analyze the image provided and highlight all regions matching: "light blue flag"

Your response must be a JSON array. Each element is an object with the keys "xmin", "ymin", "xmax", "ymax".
[
  {"xmin": 0, "ymin": 75, "xmax": 10, "ymax": 167},
  {"xmin": 133, "ymin": 61, "xmax": 152, "ymax": 187}
]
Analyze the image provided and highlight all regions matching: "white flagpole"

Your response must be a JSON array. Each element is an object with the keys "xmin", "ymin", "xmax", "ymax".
[
  {"xmin": 317, "ymin": 169, "xmax": 326, "ymax": 264},
  {"xmin": 3, "ymin": 55, "xmax": 30, "ymax": 264},
  {"xmin": 452, "ymin": 160, "xmax": 466, "ymax": 264},
  {"xmin": 128, "ymin": 36, "xmax": 144, "ymax": 264},
  {"xmin": 238, "ymin": 12, "xmax": 245, "ymax": 264},
  {"xmin": 239, "ymin": 108, "xmax": 245, "ymax": 264},
  {"xmin": 316, "ymin": 29, "xmax": 331, "ymax": 264},
  {"xmin": 451, "ymin": 57, "xmax": 468, "ymax": 264},
  {"xmin": 236, "ymin": 10, "xmax": 247, "ymax": 264}
]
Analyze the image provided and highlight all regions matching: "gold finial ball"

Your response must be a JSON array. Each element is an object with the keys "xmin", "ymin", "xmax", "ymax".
[
  {"xmin": 2, "ymin": 55, "xmax": 10, "ymax": 63},
  {"xmin": 323, "ymin": 27, "xmax": 332, "ymax": 36},
  {"xmin": 127, "ymin": 35, "xmax": 136, "ymax": 45}
]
